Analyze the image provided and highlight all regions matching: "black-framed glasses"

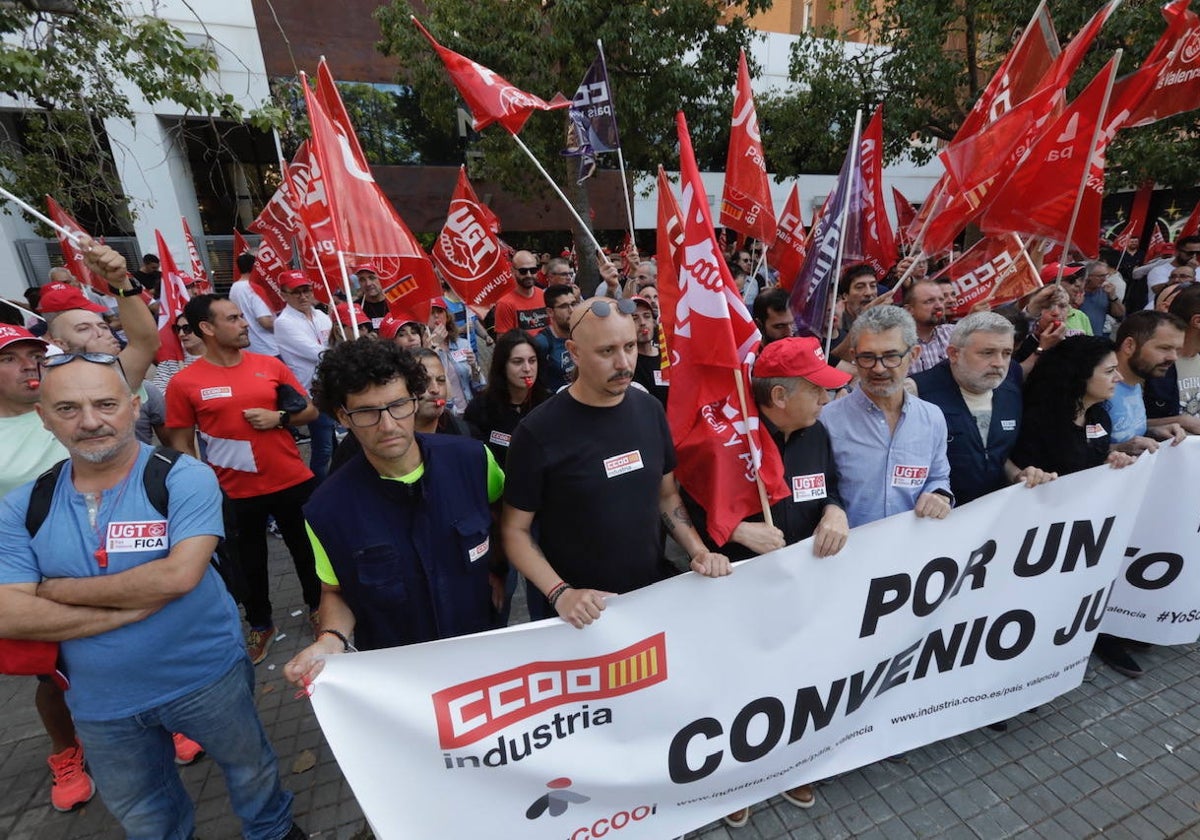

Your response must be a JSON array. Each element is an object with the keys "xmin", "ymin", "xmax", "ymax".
[
  {"xmin": 551, "ymin": 300, "xmax": 579, "ymax": 311},
  {"xmin": 569, "ymin": 298, "xmax": 637, "ymax": 337},
  {"xmin": 515, "ymin": 267, "xmax": 539, "ymax": 275},
  {"xmin": 852, "ymin": 348, "xmax": 912, "ymax": 370},
  {"xmin": 173, "ymin": 323, "xmax": 193, "ymax": 335},
  {"xmin": 342, "ymin": 397, "xmax": 419, "ymax": 428}
]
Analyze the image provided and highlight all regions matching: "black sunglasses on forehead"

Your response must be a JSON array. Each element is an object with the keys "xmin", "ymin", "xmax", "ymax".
[{"xmin": 569, "ymin": 298, "xmax": 637, "ymax": 337}]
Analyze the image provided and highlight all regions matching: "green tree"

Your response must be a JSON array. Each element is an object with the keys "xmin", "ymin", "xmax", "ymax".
[
  {"xmin": 375, "ymin": 0, "xmax": 772, "ymax": 285},
  {"xmin": 760, "ymin": 0, "xmax": 1200, "ymax": 193},
  {"xmin": 0, "ymin": 1, "xmax": 282, "ymax": 231}
]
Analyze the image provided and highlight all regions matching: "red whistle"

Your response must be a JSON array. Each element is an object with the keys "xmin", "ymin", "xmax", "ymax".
[
  {"xmin": 25, "ymin": 378, "xmax": 40, "ymax": 389},
  {"xmin": 434, "ymin": 399, "xmax": 446, "ymax": 408},
  {"xmin": 94, "ymin": 547, "xmax": 108, "ymax": 569},
  {"xmin": 522, "ymin": 377, "xmax": 533, "ymax": 388}
]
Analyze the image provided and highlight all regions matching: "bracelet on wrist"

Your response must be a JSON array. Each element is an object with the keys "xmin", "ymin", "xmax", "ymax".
[
  {"xmin": 318, "ymin": 629, "xmax": 356, "ymax": 652},
  {"xmin": 547, "ymin": 582, "xmax": 571, "ymax": 608}
]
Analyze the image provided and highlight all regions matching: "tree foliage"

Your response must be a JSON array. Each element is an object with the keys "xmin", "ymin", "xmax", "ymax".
[
  {"xmin": 760, "ymin": 0, "xmax": 1200, "ymax": 192},
  {"xmin": 0, "ymin": 1, "xmax": 281, "ymax": 230}
]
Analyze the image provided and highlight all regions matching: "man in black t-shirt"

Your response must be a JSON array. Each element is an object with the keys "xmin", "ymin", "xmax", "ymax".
[
  {"xmin": 502, "ymin": 297, "xmax": 730, "ymax": 628},
  {"xmin": 630, "ymin": 295, "xmax": 669, "ymax": 406}
]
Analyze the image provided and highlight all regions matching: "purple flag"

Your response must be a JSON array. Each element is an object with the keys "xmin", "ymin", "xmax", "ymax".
[
  {"xmin": 788, "ymin": 131, "xmax": 866, "ymax": 342},
  {"xmin": 562, "ymin": 53, "xmax": 620, "ymax": 182}
]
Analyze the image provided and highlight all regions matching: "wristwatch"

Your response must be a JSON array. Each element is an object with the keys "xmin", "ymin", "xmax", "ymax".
[
  {"xmin": 278, "ymin": 410, "xmax": 290, "ymax": 428},
  {"xmin": 108, "ymin": 279, "xmax": 144, "ymax": 297},
  {"xmin": 931, "ymin": 488, "xmax": 955, "ymax": 507}
]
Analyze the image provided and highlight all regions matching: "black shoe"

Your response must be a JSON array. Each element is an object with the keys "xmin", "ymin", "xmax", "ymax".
[
  {"xmin": 1095, "ymin": 635, "xmax": 1143, "ymax": 678},
  {"xmin": 281, "ymin": 824, "xmax": 308, "ymax": 840},
  {"xmin": 986, "ymin": 720, "xmax": 1009, "ymax": 732}
]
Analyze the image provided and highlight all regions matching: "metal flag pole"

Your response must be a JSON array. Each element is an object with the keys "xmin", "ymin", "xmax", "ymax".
[{"xmin": 597, "ymin": 40, "xmax": 637, "ymax": 246}]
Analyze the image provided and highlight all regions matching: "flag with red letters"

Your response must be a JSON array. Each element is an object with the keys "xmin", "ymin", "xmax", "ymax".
[{"xmin": 768, "ymin": 184, "xmax": 807, "ymax": 292}]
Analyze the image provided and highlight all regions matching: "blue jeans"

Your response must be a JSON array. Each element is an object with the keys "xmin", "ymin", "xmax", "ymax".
[
  {"xmin": 308, "ymin": 412, "xmax": 338, "ymax": 484},
  {"xmin": 73, "ymin": 659, "xmax": 293, "ymax": 840}
]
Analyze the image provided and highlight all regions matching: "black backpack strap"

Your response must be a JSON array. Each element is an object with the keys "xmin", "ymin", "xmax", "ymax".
[
  {"xmin": 24, "ymin": 459, "xmax": 70, "ymax": 537},
  {"xmin": 142, "ymin": 446, "xmax": 183, "ymax": 519}
]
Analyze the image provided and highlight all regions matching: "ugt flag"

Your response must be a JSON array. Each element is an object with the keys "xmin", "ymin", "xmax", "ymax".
[{"xmin": 431, "ymin": 166, "xmax": 514, "ymax": 309}]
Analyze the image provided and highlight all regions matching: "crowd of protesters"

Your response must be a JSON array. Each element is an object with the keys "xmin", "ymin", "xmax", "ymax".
[{"xmin": 0, "ymin": 224, "xmax": 1198, "ymax": 836}]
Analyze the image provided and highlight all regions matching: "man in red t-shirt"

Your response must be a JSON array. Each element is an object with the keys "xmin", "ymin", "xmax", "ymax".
[
  {"xmin": 493, "ymin": 250, "xmax": 549, "ymax": 335},
  {"xmin": 164, "ymin": 294, "xmax": 322, "ymax": 665}
]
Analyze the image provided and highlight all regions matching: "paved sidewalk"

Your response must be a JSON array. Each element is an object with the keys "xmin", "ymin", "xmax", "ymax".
[{"xmin": 3, "ymin": 536, "xmax": 1200, "ymax": 839}]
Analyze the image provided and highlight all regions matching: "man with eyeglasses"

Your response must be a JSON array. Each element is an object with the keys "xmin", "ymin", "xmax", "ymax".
[
  {"xmin": 0, "ymin": 352, "xmax": 303, "ymax": 840},
  {"xmin": 273, "ymin": 271, "xmax": 336, "ymax": 482},
  {"xmin": 502, "ymin": 297, "xmax": 731, "ymax": 630},
  {"xmin": 532, "ymin": 284, "xmax": 578, "ymax": 392},
  {"xmin": 1146, "ymin": 235, "xmax": 1200, "ymax": 306},
  {"xmin": 494, "ymin": 250, "xmax": 550, "ymax": 335},
  {"xmin": 164, "ymin": 294, "xmax": 323, "ymax": 665},
  {"xmin": 819, "ymin": 305, "xmax": 953, "ymax": 527},
  {"xmin": 283, "ymin": 339, "xmax": 503, "ymax": 686}
]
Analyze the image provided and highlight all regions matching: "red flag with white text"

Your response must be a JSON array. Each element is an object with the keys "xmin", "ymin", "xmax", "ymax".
[
  {"xmin": 767, "ymin": 184, "xmax": 807, "ymax": 292},
  {"xmin": 45, "ymin": 197, "xmax": 105, "ymax": 295},
  {"xmin": 1146, "ymin": 224, "xmax": 1172, "ymax": 261},
  {"xmin": 431, "ymin": 166, "xmax": 514, "ymax": 309},
  {"xmin": 655, "ymin": 166, "xmax": 685, "ymax": 340},
  {"xmin": 302, "ymin": 75, "xmax": 441, "ymax": 321},
  {"xmin": 1112, "ymin": 182, "xmax": 1154, "ymax": 252},
  {"xmin": 1113, "ymin": 0, "xmax": 1200, "ymax": 128},
  {"xmin": 412, "ymin": 17, "xmax": 569, "ymax": 135},
  {"xmin": 246, "ymin": 180, "xmax": 296, "ymax": 312},
  {"xmin": 232, "ymin": 230, "xmax": 251, "ymax": 281},
  {"xmin": 892, "ymin": 187, "xmax": 917, "ymax": 251},
  {"xmin": 180, "ymin": 217, "xmax": 211, "ymax": 294},
  {"xmin": 1179, "ymin": 198, "xmax": 1200, "ymax": 240},
  {"xmin": 669, "ymin": 111, "xmax": 786, "ymax": 546},
  {"xmin": 719, "ymin": 50, "xmax": 777, "ymax": 244},
  {"xmin": 852, "ymin": 105, "xmax": 896, "ymax": 277},
  {"xmin": 154, "ymin": 230, "xmax": 191, "ymax": 363},
  {"xmin": 931, "ymin": 234, "xmax": 1042, "ymax": 318}
]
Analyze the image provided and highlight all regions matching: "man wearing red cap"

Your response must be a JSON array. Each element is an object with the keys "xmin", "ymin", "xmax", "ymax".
[
  {"xmin": 335, "ymin": 302, "xmax": 372, "ymax": 337},
  {"xmin": 354, "ymin": 263, "xmax": 389, "ymax": 329},
  {"xmin": 273, "ymin": 271, "xmax": 335, "ymax": 482}
]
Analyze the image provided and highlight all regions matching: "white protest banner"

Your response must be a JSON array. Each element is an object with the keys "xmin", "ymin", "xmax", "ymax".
[
  {"xmin": 307, "ymin": 455, "xmax": 1155, "ymax": 839},
  {"xmin": 1102, "ymin": 437, "xmax": 1200, "ymax": 644}
]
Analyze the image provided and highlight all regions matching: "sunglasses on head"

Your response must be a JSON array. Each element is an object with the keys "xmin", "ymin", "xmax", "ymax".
[
  {"xmin": 43, "ymin": 352, "xmax": 119, "ymax": 369},
  {"xmin": 569, "ymin": 298, "xmax": 637, "ymax": 337}
]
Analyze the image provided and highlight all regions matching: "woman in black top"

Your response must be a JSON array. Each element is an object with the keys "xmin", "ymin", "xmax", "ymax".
[
  {"xmin": 464, "ymin": 330, "xmax": 548, "ymax": 469},
  {"xmin": 1011, "ymin": 335, "xmax": 1137, "ymax": 476}
]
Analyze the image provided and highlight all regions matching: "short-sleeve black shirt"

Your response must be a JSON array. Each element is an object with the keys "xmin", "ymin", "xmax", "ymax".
[
  {"xmin": 1010, "ymin": 403, "xmax": 1112, "ymax": 476},
  {"xmin": 504, "ymin": 388, "xmax": 676, "ymax": 593}
]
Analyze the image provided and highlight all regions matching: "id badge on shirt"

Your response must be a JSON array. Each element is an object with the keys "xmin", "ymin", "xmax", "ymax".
[
  {"xmin": 604, "ymin": 450, "xmax": 644, "ymax": 478},
  {"xmin": 1085, "ymin": 424, "xmax": 1107, "ymax": 440},
  {"xmin": 792, "ymin": 474, "xmax": 827, "ymax": 501},
  {"xmin": 106, "ymin": 520, "xmax": 169, "ymax": 553},
  {"xmin": 489, "ymin": 430, "xmax": 511, "ymax": 447},
  {"xmin": 891, "ymin": 464, "xmax": 929, "ymax": 487}
]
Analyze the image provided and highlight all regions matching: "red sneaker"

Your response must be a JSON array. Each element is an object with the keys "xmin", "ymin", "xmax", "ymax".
[
  {"xmin": 47, "ymin": 741, "xmax": 95, "ymax": 812},
  {"xmin": 173, "ymin": 732, "xmax": 205, "ymax": 766}
]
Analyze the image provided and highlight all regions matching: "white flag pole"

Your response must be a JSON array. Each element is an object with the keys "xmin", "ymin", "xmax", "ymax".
[
  {"xmin": 0, "ymin": 186, "xmax": 83, "ymax": 246},
  {"xmin": 597, "ymin": 40, "xmax": 637, "ymax": 245},
  {"xmin": 824, "ymin": 109, "xmax": 864, "ymax": 357},
  {"xmin": 335, "ymin": 251, "xmax": 360, "ymax": 339}
]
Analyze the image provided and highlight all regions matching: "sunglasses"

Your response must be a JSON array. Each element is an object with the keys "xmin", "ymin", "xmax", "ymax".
[
  {"xmin": 173, "ymin": 323, "xmax": 193, "ymax": 335},
  {"xmin": 569, "ymin": 298, "xmax": 637, "ymax": 337},
  {"xmin": 515, "ymin": 267, "xmax": 539, "ymax": 276},
  {"xmin": 43, "ymin": 352, "xmax": 119, "ymax": 369}
]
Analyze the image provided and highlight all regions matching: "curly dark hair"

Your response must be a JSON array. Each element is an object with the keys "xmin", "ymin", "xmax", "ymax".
[
  {"xmin": 1023, "ymin": 335, "xmax": 1115, "ymax": 425},
  {"xmin": 486, "ymin": 330, "xmax": 548, "ymax": 410},
  {"xmin": 311, "ymin": 336, "xmax": 428, "ymax": 416}
]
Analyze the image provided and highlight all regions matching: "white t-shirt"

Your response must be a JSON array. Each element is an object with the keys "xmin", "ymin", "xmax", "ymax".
[
  {"xmin": 229, "ymin": 279, "xmax": 278, "ymax": 356},
  {"xmin": 274, "ymin": 306, "xmax": 332, "ymax": 389}
]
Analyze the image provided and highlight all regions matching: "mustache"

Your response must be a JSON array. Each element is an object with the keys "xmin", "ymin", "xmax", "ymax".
[
  {"xmin": 75, "ymin": 429, "xmax": 115, "ymax": 441},
  {"xmin": 608, "ymin": 371, "xmax": 633, "ymax": 382}
]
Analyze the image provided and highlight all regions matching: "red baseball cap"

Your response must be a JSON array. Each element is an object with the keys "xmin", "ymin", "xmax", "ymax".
[
  {"xmin": 278, "ymin": 270, "xmax": 311, "ymax": 291},
  {"xmin": 353, "ymin": 263, "xmax": 381, "ymax": 276},
  {"xmin": 336, "ymin": 301, "xmax": 371, "ymax": 328},
  {"xmin": 379, "ymin": 312, "xmax": 422, "ymax": 340},
  {"xmin": 630, "ymin": 295, "xmax": 654, "ymax": 312},
  {"xmin": 755, "ymin": 336, "xmax": 851, "ymax": 389},
  {"xmin": 0, "ymin": 323, "xmax": 48, "ymax": 352},
  {"xmin": 38, "ymin": 282, "xmax": 106, "ymax": 314},
  {"xmin": 429, "ymin": 296, "xmax": 448, "ymax": 312}
]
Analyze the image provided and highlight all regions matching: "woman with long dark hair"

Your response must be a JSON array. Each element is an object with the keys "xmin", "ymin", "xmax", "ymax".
[
  {"xmin": 1011, "ymin": 335, "xmax": 1137, "ymax": 476},
  {"xmin": 464, "ymin": 330, "xmax": 548, "ymax": 469}
]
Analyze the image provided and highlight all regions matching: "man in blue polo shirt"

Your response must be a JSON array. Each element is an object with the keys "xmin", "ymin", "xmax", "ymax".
[
  {"xmin": 819, "ymin": 305, "xmax": 953, "ymax": 527},
  {"xmin": 0, "ymin": 355, "xmax": 300, "ymax": 840}
]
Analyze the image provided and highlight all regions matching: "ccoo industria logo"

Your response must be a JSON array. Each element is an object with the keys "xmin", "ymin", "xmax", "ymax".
[
  {"xmin": 432, "ymin": 633, "xmax": 668, "ymax": 750},
  {"xmin": 526, "ymin": 778, "xmax": 590, "ymax": 820}
]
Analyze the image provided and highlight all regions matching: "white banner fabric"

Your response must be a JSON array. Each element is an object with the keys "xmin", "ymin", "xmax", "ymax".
[
  {"xmin": 305, "ymin": 450, "xmax": 1183, "ymax": 839},
  {"xmin": 1101, "ymin": 437, "xmax": 1200, "ymax": 644}
]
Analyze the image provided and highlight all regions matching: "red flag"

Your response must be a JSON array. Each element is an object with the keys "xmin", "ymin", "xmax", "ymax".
[
  {"xmin": 1146, "ymin": 224, "xmax": 1173, "ymax": 261},
  {"xmin": 669, "ymin": 111, "xmax": 785, "ymax": 546},
  {"xmin": 431, "ymin": 166, "xmax": 514, "ymax": 309},
  {"xmin": 232, "ymin": 230, "xmax": 251, "ymax": 281},
  {"xmin": 891, "ymin": 187, "xmax": 917, "ymax": 251},
  {"xmin": 283, "ymin": 148, "xmax": 339, "ymax": 305},
  {"xmin": 980, "ymin": 57, "xmax": 1123, "ymax": 259},
  {"xmin": 154, "ymin": 231, "xmax": 191, "ymax": 363},
  {"xmin": 180, "ymin": 217, "xmax": 211, "ymax": 294},
  {"xmin": 316, "ymin": 58, "xmax": 370, "ymax": 173},
  {"xmin": 932, "ymin": 234, "xmax": 1042, "ymax": 318},
  {"xmin": 655, "ymin": 166, "xmax": 685, "ymax": 339},
  {"xmin": 768, "ymin": 184, "xmax": 807, "ymax": 292},
  {"xmin": 246, "ymin": 178, "xmax": 297, "ymax": 312},
  {"xmin": 1112, "ymin": 182, "xmax": 1154, "ymax": 252},
  {"xmin": 1179, "ymin": 197, "xmax": 1200, "ymax": 240},
  {"xmin": 853, "ymin": 105, "xmax": 897, "ymax": 277},
  {"xmin": 1113, "ymin": 0, "xmax": 1199, "ymax": 127},
  {"xmin": 719, "ymin": 50, "xmax": 777, "ymax": 244},
  {"xmin": 45, "ymin": 197, "xmax": 105, "ymax": 295},
  {"xmin": 302, "ymin": 74, "xmax": 441, "ymax": 321},
  {"xmin": 412, "ymin": 17, "xmax": 569, "ymax": 135}
]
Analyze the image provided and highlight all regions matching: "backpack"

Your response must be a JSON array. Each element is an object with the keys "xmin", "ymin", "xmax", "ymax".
[{"xmin": 25, "ymin": 446, "xmax": 244, "ymax": 600}]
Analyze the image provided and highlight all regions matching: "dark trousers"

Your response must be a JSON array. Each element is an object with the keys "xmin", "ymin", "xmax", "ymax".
[{"xmin": 227, "ymin": 478, "xmax": 320, "ymax": 628}]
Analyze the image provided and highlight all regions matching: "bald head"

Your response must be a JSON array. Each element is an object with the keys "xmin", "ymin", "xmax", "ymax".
[
  {"xmin": 567, "ymin": 297, "xmax": 636, "ymax": 401},
  {"xmin": 46, "ymin": 309, "xmax": 121, "ymax": 355},
  {"xmin": 512, "ymin": 250, "xmax": 539, "ymax": 289},
  {"xmin": 37, "ymin": 359, "xmax": 138, "ymax": 464}
]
